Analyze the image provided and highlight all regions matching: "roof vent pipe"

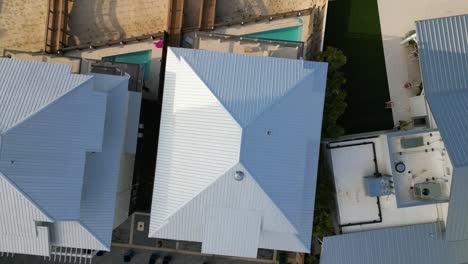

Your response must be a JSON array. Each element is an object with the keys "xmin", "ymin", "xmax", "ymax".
[{"xmin": 234, "ymin": 171, "xmax": 244, "ymax": 181}]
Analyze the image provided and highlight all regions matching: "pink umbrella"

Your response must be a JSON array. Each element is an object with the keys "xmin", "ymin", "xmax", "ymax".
[{"xmin": 153, "ymin": 39, "xmax": 164, "ymax": 48}]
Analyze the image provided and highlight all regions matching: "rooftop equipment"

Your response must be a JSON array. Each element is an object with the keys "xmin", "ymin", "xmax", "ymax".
[{"xmin": 413, "ymin": 181, "xmax": 444, "ymax": 200}]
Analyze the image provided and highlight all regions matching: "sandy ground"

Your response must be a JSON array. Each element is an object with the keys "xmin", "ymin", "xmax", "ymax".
[
  {"xmin": 68, "ymin": 0, "xmax": 169, "ymax": 45},
  {"xmin": 215, "ymin": 0, "xmax": 326, "ymax": 22},
  {"xmin": 0, "ymin": 0, "xmax": 48, "ymax": 51}
]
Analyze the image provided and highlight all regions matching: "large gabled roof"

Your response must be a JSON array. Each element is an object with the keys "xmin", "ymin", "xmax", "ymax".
[
  {"xmin": 150, "ymin": 48, "xmax": 327, "ymax": 257},
  {"xmin": 416, "ymin": 14, "xmax": 468, "ymax": 241},
  {"xmin": 0, "ymin": 58, "xmax": 130, "ymax": 254}
]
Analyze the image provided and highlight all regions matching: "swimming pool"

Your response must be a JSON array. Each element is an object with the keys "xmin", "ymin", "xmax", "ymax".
[
  {"xmin": 103, "ymin": 50, "xmax": 152, "ymax": 80},
  {"xmin": 244, "ymin": 25, "xmax": 303, "ymax": 42}
]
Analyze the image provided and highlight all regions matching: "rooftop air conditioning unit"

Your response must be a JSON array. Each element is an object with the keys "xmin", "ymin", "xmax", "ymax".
[{"xmin": 413, "ymin": 181, "xmax": 443, "ymax": 200}]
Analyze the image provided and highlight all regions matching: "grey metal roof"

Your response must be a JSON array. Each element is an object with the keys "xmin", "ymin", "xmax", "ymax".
[
  {"xmin": 170, "ymin": 48, "xmax": 326, "ymax": 249},
  {"xmin": 0, "ymin": 60, "xmax": 107, "ymax": 220},
  {"xmin": 417, "ymin": 14, "xmax": 468, "ymax": 241},
  {"xmin": 150, "ymin": 48, "xmax": 327, "ymax": 257},
  {"xmin": 170, "ymin": 48, "xmax": 323, "ymax": 127},
  {"xmin": 0, "ymin": 58, "xmax": 90, "ymax": 133},
  {"xmin": 79, "ymin": 74, "xmax": 129, "ymax": 247},
  {"xmin": 321, "ymin": 223, "xmax": 468, "ymax": 264},
  {"xmin": 0, "ymin": 59, "xmax": 131, "ymax": 252}
]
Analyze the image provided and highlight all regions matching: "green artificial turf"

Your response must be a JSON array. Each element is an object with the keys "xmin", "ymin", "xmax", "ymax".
[{"xmin": 324, "ymin": 0, "xmax": 394, "ymax": 134}]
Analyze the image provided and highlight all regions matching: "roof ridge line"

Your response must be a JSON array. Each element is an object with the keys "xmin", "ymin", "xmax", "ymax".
[
  {"xmin": 1, "ymin": 75, "xmax": 93, "ymax": 136},
  {"xmin": 0, "ymin": 171, "xmax": 53, "ymax": 222},
  {"xmin": 243, "ymin": 69, "xmax": 318, "ymax": 129},
  {"xmin": 171, "ymin": 48, "xmax": 243, "ymax": 127},
  {"xmin": 149, "ymin": 162, "xmax": 240, "ymax": 238},
  {"xmin": 239, "ymin": 162, "xmax": 300, "ymax": 236},
  {"xmin": 150, "ymin": 162, "xmax": 303, "ymax": 245},
  {"xmin": 77, "ymin": 221, "xmax": 110, "ymax": 251}
]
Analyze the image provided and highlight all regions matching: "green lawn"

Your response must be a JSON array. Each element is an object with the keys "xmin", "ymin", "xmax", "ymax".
[{"xmin": 324, "ymin": 0, "xmax": 394, "ymax": 134}]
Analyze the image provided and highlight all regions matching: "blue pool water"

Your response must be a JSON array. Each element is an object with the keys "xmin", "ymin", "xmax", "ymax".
[
  {"xmin": 244, "ymin": 25, "xmax": 303, "ymax": 42},
  {"xmin": 103, "ymin": 50, "xmax": 152, "ymax": 80}
]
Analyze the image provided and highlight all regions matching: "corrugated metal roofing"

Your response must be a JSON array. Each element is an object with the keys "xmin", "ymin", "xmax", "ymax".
[
  {"xmin": 241, "ymin": 68, "xmax": 325, "ymax": 248},
  {"xmin": 0, "ymin": 172, "xmax": 51, "ymax": 236},
  {"xmin": 152, "ymin": 164, "xmax": 304, "ymax": 252},
  {"xmin": 0, "ymin": 58, "xmax": 90, "ymax": 134},
  {"xmin": 0, "ymin": 59, "xmax": 132, "ymax": 254},
  {"xmin": 202, "ymin": 208, "xmax": 261, "ymax": 258},
  {"xmin": 417, "ymin": 14, "xmax": 468, "ymax": 241},
  {"xmin": 150, "ymin": 49, "xmax": 242, "ymax": 232},
  {"xmin": 171, "ymin": 48, "xmax": 321, "ymax": 127},
  {"xmin": 321, "ymin": 223, "xmax": 468, "ymax": 264},
  {"xmin": 0, "ymin": 226, "xmax": 50, "ymax": 256},
  {"xmin": 0, "ymin": 77, "xmax": 107, "ymax": 220},
  {"xmin": 79, "ymin": 74, "xmax": 129, "ymax": 248},
  {"xmin": 50, "ymin": 222, "xmax": 107, "ymax": 250},
  {"xmin": 0, "ymin": 172, "xmax": 51, "ymax": 256},
  {"xmin": 150, "ymin": 48, "xmax": 327, "ymax": 257}
]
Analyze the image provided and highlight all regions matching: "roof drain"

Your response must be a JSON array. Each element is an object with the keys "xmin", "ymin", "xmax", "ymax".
[{"xmin": 327, "ymin": 142, "xmax": 383, "ymax": 232}]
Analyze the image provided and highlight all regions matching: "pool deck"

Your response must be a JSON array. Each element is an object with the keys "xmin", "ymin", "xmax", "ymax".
[
  {"xmin": 66, "ymin": 40, "xmax": 164, "ymax": 100},
  {"xmin": 377, "ymin": 0, "xmax": 468, "ymax": 126},
  {"xmin": 0, "ymin": 0, "xmax": 48, "ymax": 51},
  {"xmin": 211, "ymin": 14, "xmax": 314, "ymax": 58},
  {"xmin": 192, "ymin": 33, "xmax": 303, "ymax": 59},
  {"xmin": 214, "ymin": 16, "xmax": 309, "ymax": 41}
]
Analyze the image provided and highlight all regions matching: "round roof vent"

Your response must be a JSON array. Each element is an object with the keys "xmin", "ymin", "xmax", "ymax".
[
  {"xmin": 395, "ymin": 161, "xmax": 406, "ymax": 173},
  {"xmin": 234, "ymin": 171, "xmax": 244, "ymax": 181}
]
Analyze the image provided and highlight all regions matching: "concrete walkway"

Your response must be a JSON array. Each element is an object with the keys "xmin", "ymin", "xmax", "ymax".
[{"xmin": 377, "ymin": 0, "xmax": 468, "ymax": 126}]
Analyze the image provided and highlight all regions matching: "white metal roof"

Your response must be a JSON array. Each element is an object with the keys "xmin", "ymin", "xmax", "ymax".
[
  {"xmin": 0, "ymin": 58, "xmax": 90, "ymax": 134},
  {"xmin": 0, "ymin": 172, "xmax": 51, "ymax": 256},
  {"xmin": 416, "ymin": 14, "xmax": 468, "ymax": 241},
  {"xmin": 321, "ymin": 223, "xmax": 468, "ymax": 264},
  {"xmin": 0, "ymin": 59, "xmax": 131, "ymax": 256},
  {"xmin": 149, "ymin": 48, "xmax": 327, "ymax": 257}
]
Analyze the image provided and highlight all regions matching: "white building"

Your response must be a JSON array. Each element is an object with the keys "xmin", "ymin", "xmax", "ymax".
[
  {"xmin": 0, "ymin": 58, "xmax": 141, "ymax": 260},
  {"xmin": 321, "ymin": 14, "xmax": 468, "ymax": 264},
  {"xmin": 149, "ymin": 47, "xmax": 328, "ymax": 258}
]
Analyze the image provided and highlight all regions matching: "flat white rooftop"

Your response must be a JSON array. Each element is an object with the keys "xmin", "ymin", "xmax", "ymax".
[
  {"xmin": 388, "ymin": 131, "xmax": 452, "ymax": 207},
  {"xmin": 328, "ymin": 133, "xmax": 448, "ymax": 234},
  {"xmin": 376, "ymin": 0, "xmax": 468, "ymax": 126}
]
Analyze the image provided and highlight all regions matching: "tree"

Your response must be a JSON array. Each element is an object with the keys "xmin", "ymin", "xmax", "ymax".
[{"xmin": 315, "ymin": 47, "xmax": 347, "ymax": 139}]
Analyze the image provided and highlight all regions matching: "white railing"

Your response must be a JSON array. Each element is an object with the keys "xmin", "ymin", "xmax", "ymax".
[
  {"xmin": 46, "ymin": 246, "xmax": 96, "ymax": 264},
  {"xmin": 0, "ymin": 252, "xmax": 14, "ymax": 257}
]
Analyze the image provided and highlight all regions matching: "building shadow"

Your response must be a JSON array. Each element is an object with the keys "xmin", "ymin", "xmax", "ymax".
[
  {"xmin": 67, "ymin": 0, "xmax": 126, "ymax": 46},
  {"xmin": 215, "ymin": 0, "xmax": 268, "ymax": 22}
]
